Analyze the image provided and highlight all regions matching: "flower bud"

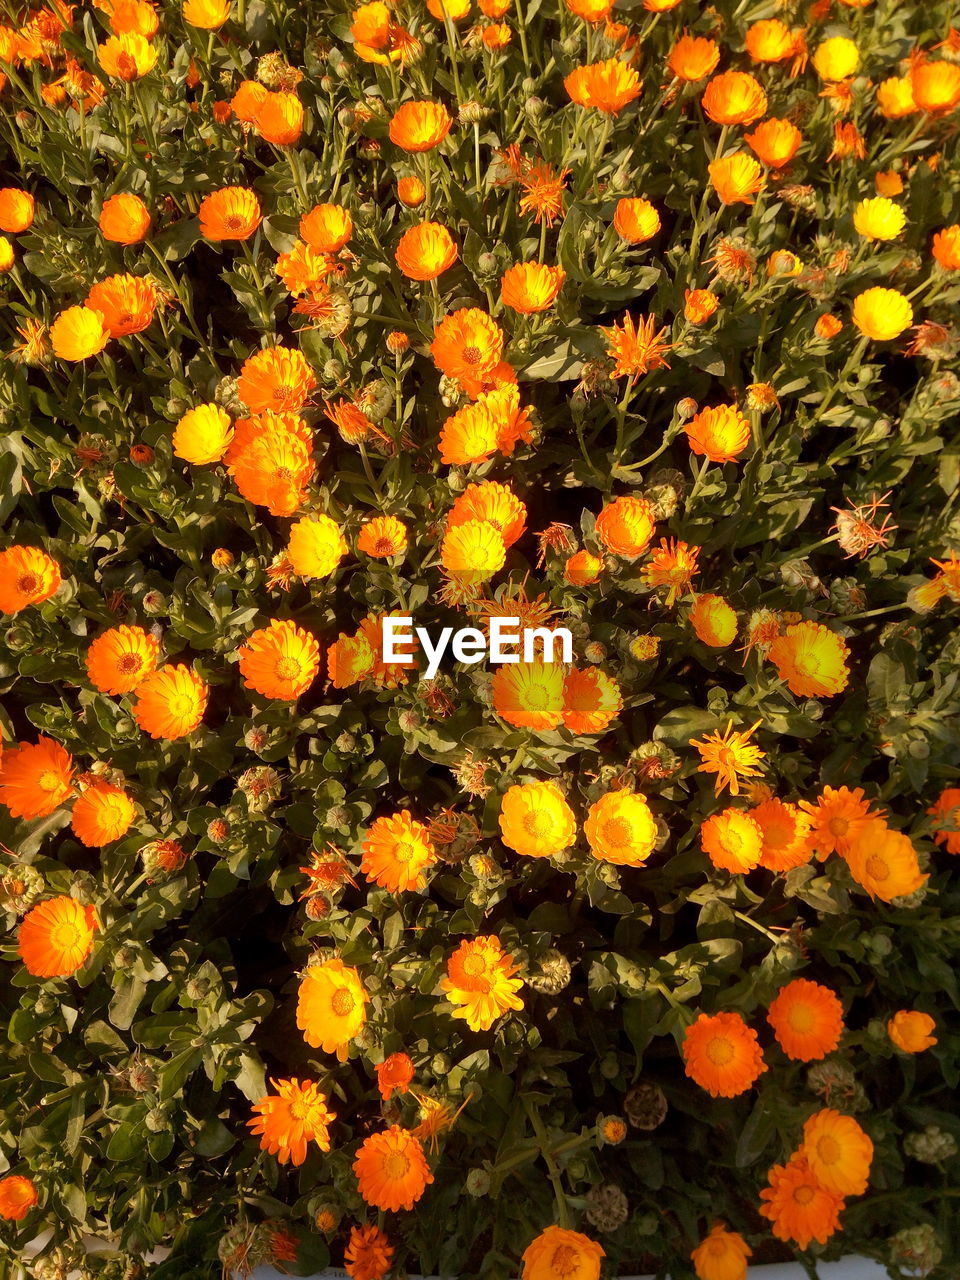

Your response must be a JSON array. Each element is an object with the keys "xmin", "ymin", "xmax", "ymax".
[{"xmin": 465, "ymin": 1168, "xmax": 491, "ymax": 1197}]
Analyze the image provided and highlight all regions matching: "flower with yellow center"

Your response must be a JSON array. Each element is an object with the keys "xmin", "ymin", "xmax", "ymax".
[
  {"xmin": 686, "ymin": 404, "xmax": 750, "ymax": 464},
  {"xmin": 0, "ymin": 545, "xmax": 61, "ymax": 614},
  {"xmin": 701, "ymin": 70, "xmax": 767, "ymax": 125},
  {"xmin": 98, "ymin": 32, "xmax": 157, "ymax": 80},
  {"xmin": 561, "ymin": 668, "xmax": 622, "ymax": 735},
  {"xmin": 798, "ymin": 785, "xmax": 875, "ymax": 859},
  {"xmin": 759, "ymin": 1154, "xmax": 844, "ymax": 1249},
  {"xmin": 767, "ymin": 978, "xmax": 844, "ymax": 1061},
  {"xmin": 132, "ymin": 665, "xmax": 209, "ymax": 739},
  {"xmin": 395, "ymin": 221, "xmax": 458, "ymax": 281},
  {"xmin": 296, "ymin": 958, "xmax": 368, "ymax": 1060},
  {"xmin": 584, "ymin": 788, "xmax": 657, "ymax": 866},
  {"xmin": 71, "ymin": 781, "xmax": 136, "ymax": 847},
  {"xmin": 751, "ymin": 798, "xmax": 812, "ymax": 872},
  {"xmin": 286, "ymin": 514, "xmax": 348, "ymax": 579},
  {"xmin": 767, "ymin": 621, "xmax": 849, "ymax": 697},
  {"xmin": 700, "ymin": 809, "xmax": 763, "ymax": 874},
  {"xmin": 642, "ymin": 537, "xmax": 699, "ymax": 606},
  {"xmin": 247, "ymin": 1078, "xmax": 335, "ymax": 1166},
  {"xmin": 440, "ymin": 519, "xmax": 507, "ymax": 582},
  {"xmin": 173, "ymin": 404, "xmax": 234, "ymax": 465},
  {"xmin": 691, "ymin": 1223, "xmax": 752, "ymax": 1280},
  {"xmin": 521, "ymin": 1226, "xmax": 605, "ymax": 1280},
  {"xmin": 853, "ymin": 197, "xmax": 906, "ymax": 241},
  {"xmin": 682, "ymin": 1011, "xmax": 767, "ymax": 1098},
  {"xmin": 500, "ymin": 262, "xmax": 565, "ymax": 313},
  {"xmin": 18, "ymin": 896, "xmax": 97, "ymax": 977},
  {"xmin": 800, "ymin": 1109, "xmax": 873, "ymax": 1196},
  {"xmin": 690, "ymin": 720, "xmax": 764, "ymax": 797},
  {"xmin": 689, "ymin": 595, "xmax": 738, "ymax": 648},
  {"xmin": 812, "ymin": 36, "xmax": 859, "ymax": 81},
  {"xmin": 357, "ymin": 515, "xmax": 408, "ymax": 559},
  {"xmin": 360, "ymin": 810, "xmax": 437, "ymax": 893},
  {"xmin": 851, "ymin": 287, "xmax": 913, "ymax": 341},
  {"xmin": 237, "ymin": 619, "xmax": 320, "ymax": 701},
  {"xmin": 50, "ymin": 306, "xmax": 109, "ymax": 361},
  {"xmin": 876, "ymin": 77, "xmax": 917, "ymax": 118},
  {"xmin": 845, "ymin": 817, "xmax": 927, "ymax": 902},
  {"xmin": 441, "ymin": 935, "xmax": 523, "ymax": 1032},
  {"xmin": 85, "ymin": 625, "xmax": 159, "ymax": 695},
  {"xmin": 491, "ymin": 660, "xmax": 565, "ymax": 731},
  {"xmin": 708, "ymin": 153, "xmax": 764, "ymax": 206},
  {"xmin": 183, "ymin": 0, "xmax": 232, "ymax": 28},
  {"xmin": 353, "ymin": 1125, "xmax": 434, "ymax": 1211},
  {"xmin": 498, "ymin": 780, "xmax": 577, "ymax": 858}
]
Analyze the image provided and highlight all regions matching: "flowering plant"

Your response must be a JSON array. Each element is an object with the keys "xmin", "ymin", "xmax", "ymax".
[{"xmin": 0, "ymin": 0, "xmax": 959, "ymax": 1278}]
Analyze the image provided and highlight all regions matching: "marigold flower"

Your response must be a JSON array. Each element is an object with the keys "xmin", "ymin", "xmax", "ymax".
[
  {"xmin": 691, "ymin": 721, "xmax": 764, "ymax": 797},
  {"xmin": 852, "ymin": 197, "xmax": 905, "ymax": 242},
  {"xmin": 0, "ymin": 1177, "xmax": 38, "ymax": 1222},
  {"xmin": 441, "ymin": 520, "xmax": 507, "ymax": 582},
  {"xmin": 887, "ymin": 1010, "xmax": 937, "ymax": 1053},
  {"xmin": 701, "ymin": 808, "xmax": 763, "ymax": 874},
  {"xmin": 584, "ymin": 788, "xmax": 656, "ymax": 865},
  {"xmin": 300, "ymin": 202, "xmax": 352, "ymax": 253},
  {"xmin": 361, "ymin": 810, "xmax": 436, "ymax": 893},
  {"xmin": 876, "ymin": 76, "xmax": 916, "ymax": 118},
  {"xmin": 518, "ymin": 160, "xmax": 570, "ymax": 227},
  {"xmin": 564, "ymin": 58, "xmax": 642, "ymax": 115},
  {"xmin": 18, "ymin": 895, "xmax": 96, "ymax": 976},
  {"xmin": 565, "ymin": 549, "xmax": 602, "ymax": 585},
  {"xmin": 682, "ymin": 1010, "xmax": 767, "ymax": 1097},
  {"xmin": 199, "ymin": 186, "xmax": 262, "ymax": 241},
  {"xmin": 595, "ymin": 495, "xmax": 655, "ymax": 558},
  {"xmin": 745, "ymin": 118, "xmax": 802, "ymax": 168},
  {"xmin": 86, "ymin": 273, "xmax": 157, "ymax": 338},
  {"xmin": 612, "ymin": 196, "xmax": 660, "ymax": 244},
  {"xmin": 228, "ymin": 416, "xmax": 314, "ymax": 516},
  {"xmin": 759, "ymin": 1154, "xmax": 844, "ymax": 1249},
  {"xmin": 928, "ymin": 787, "xmax": 960, "ymax": 853},
  {"xmin": 231, "ymin": 78, "xmax": 268, "ymax": 122},
  {"xmin": 767, "ymin": 621, "xmax": 849, "ymax": 698},
  {"xmin": 501, "ymin": 261, "xmax": 565, "ymax": 313},
  {"xmin": 845, "ymin": 817, "xmax": 927, "ymax": 902},
  {"xmin": 85, "ymin": 625, "xmax": 159, "ymax": 695},
  {"xmin": 0, "ymin": 188, "xmax": 35, "ymax": 232},
  {"xmin": 498, "ymin": 781, "xmax": 576, "ymax": 858},
  {"xmin": 688, "ymin": 594, "xmax": 736, "ymax": 647},
  {"xmin": 767, "ymin": 978, "xmax": 844, "ymax": 1061},
  {"xmin": 450, "ymin": 483, "xmax": 526, "ymax": 547},
  {"xmin": 684, "ymin": 288, "xmax": 719, "ymax": 325},
  {"xmin": 0, "ymin": 545, "xmax": 61, "ymax": 614},
  {"xmin": 441, "ymin": 935, "xmax": 523, "ymax": 1031},
  {"xmin": 602, "ymin": 311, "xmax": 672, "ymax": 378},
  {"xmin": 744, "ymin": 19, "xmax": 796, "ymax": 62},
  {"xmin": 353, "ymin": 1125, "xmax": 433, "ymax": 1211},
  {"xmin": 275, "ymin": 240, "xmax": 330, "ymax": 298},
  {"xmin": 686, "ymin": 404, "xmax": 750, "ymax": 464},
  {"xmin": 752, "ymin": 798, "xmax": 812, "ymax": 872},
  {"xmin": 98, "ymin": 192, "xmax": 151, "ymax": 244},
  {"xmin": 287, "ymin": 514, "xmax": 348, "ymax": 579},
  {"xmin": 395, "ymin": 221, "xmax": 457, "ymax": 280},
  {"xmin": 798, "ymin": 785, "xmax": 874, "ymax": 860},
  {"xmin": 376, "ymin": 1052, "xmax": 414, "ymax": 1101},
  {"xmin": 801, "ymin": 1108, "xmax": 873, "ymax": 1196},
  {"xmin": 911, "ymin": 59, "xmax": 960, "ymax": 113},
  {"xmin": 431, "ymin": 308, "xmax": 504, "ymax": 392},
  {"xmin": 237, "ymin": 345, "xmax": 316, "ymax": 414},
  {"xmin": 397, "ymin": 175, "xmax": 426, "ymax": 207},
  {"xmin": 238, "ymin": 619, "xmax": 320, "ymax": 701},
  {"xmin": 297, "ymin": 958, "xmax": 367, "ymax": 1060},
  {"xmin": 812, "ymin": 36, "xmax": 859, "ymax": 81},
  {"xmin": 492, "ymin": 660, "xmax": 564, "ymax": 731},
  {"xmin": 702, "ymin": 71, "xmax": 767, "ymax": 125},
  {"xmin": 133, "ymin": 664, "xmax": 208, "ymax": 739},
  {"xmin": 389, "ymin": 99, "xmax": 452, "ymax": 151},
  {"xmin": 642, "ymin": 537, "xmax": 699, "ymax": 605},
  {"xmin": 708, "ymin": 153, "xmax": 764, "ymax": 206},
  {"xmin": 255, "ymin": 90, "xmax": 303, "ymax": 145},
  {"xmin": 828, "ymin": 121, "xmax": 866, "ymax": 161},
  {"xmin": 98, "ymin": 31, "xmax": 157, "ymax": 79},
  {"xmin": 565, "ymin": 0, "xmax": 612, "ymax": 20},
  {"xmin": 357, "ymin": 515, "xmax": 407, "ymax": 558},
  {"xmin": 521, "ymin": 1227, "xmax": 605, "ymax": 1280},
  {"xmin": 183, "ymin": 0, "xmax": 231, "ymax": 29},
  {"xmin": 815, "ymin": 313, "xmax": 843, "ymax": 339},
  {"xmin": 173, "ymin": 404, "xmax": 233, "ymax": 465},
  {"xmin": 345, "ymin": 1224, "xmax": 394, "ymax": 1280},
  {"xmin": 71, "ymin": 780, "xmax": 136, "ymax": 847},
  {"xmin": 247, "ymin": 1078, "xmax": 335, "ymax": 1165},
  {"xmin": 932, "ymin": 225, "xmax": 960, "ymax": 270},
  {"xmin": 50, "ymin": 305, "xmax": 109, "ymax": 361},
  {"xmin": 668, "ymin": 34, "xmax": 719, "ymax": 82},
  {"xmin": 562, "ymin": 667, "xmax": 621, "ymax": 735},
  {"xmin": 0, "ymin": 736, "xmax": 73, "ymax": 820},
  {"xmin": 691, "ymin": 1224, "xmax": 752, "ymax": 1280}
]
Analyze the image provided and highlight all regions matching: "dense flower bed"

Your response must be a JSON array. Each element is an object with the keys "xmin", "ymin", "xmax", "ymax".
[{"xmin": 0, "ymin": 0, "xmax": 959, "ymax": 1277}]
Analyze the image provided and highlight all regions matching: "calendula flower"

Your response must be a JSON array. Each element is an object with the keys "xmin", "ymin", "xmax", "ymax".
[
  {"xmin": 760, "ymin": 1156, "xmax": 845, "ymax": 1249},
  {"xmin": 86, "ymin": 273, "xmax": 157, "ymax": 337},
  {"xmin": 255, "ymin": 91, "xmax": 303, "ymax": 145},
  {"xmin": 50, "ymin": 305, "xmax": 109, "ymax": 361},
  {"xmin": 853, "ymin": 197, "xmax": 906, "ymax": 241},
  {"xmin": 300, "ymin": 202, "xmax": 352, "ymax": 252},
  {"xmin": 929, "ymin": 787, "xmax": 960, "ymax": 853},
  {"xmin": 228, "ymin": 416, "xmax": 315, "ymax": 516},
  {"xmin": 691, "ymin": 1224, "xmax": 752, "ymax": 1280},
  {"xmin": 86, "ymin": 625, "xmax": 160, "ymax": 694},
  {"xmin": 801, "ymin": 1108, "xmax": 873, "ymax": 1196},
  {"xmin": 238, "ymin": 619, "xmax": 320, "ymax": 700},
  {"xmin": 602, "ymin": 312, "xmax": 672, "ymax": 378},
  {"xmin": 686, "ymin": 404, "xmax": 750, "ymax": 463},
  {"xmin": 297, "ymin": 958, "xmax": 368, "ymax": 1060},
  {"xmin": 0, "ymin": 545, "xmax": 61, "ymax": 614},
  {"xmin": 812, "ymin": 36, "xmax": 859, "ymax": 81},
  {"xmin": 521, "ymin": 1227, "xmax": 605, "ymax": 1280},
  {"xmin": 682, "ymin": 1011, "xmax": 767, "ymax": 1097},
  {"xmin": 0, "ymin": 737, "xmax": 74, "ymax": 819},
  {"xmin": 642, "ymin": 537, "xmax": 699, "ymax": 606},
  {"xmin": 595, "ymin": 495, "xmax": 656, "ymax": 557},
  {"xmin": 389, "ymin": 100, "xmax": 452, "ymax": 150},
  {"xmin": 498, "ymin": 781, "xmax": 576, "ymax": 858},
  {"xmin": 702, "ymin": 71, "xmax": 767, "ymax": 125},
  {"xmin": 691, "ymin": 721, "xmax": 764, "ymax": 797},
  {"xmin": 500, "ymin": 262, "xmax": 565, "ymax": 313},
  {"xmin": 361, "ymin": 810, "xmax": 437, "ymax": 892},
  {"xmin": 449, "ymin": 483, "xmax": 526, "ymax": 548},
  {"xmin": 684, "ymin": 289, "xmax": 719, "ymax": 324},
  {"xmin": 231, "ymin": 78, "xmax": 268, "ymax": 121},
  {"xmin": 701, "ymin": 808, "xmax": 763, "ymax": 874},
  {"xmin": 828, "ymin": 121, "xmax": 866, "ymax": 161},
  {"xmin": 745, "ymin": 118, "xmax": 802, "ymax": 168},
  {"xmin": 133, "ymin": 665, "xmax": 208, "ymax": 739},
  {"xmin": 237, "ymin": 345, "xmax": 317, "ymax": 414},
  {"xmin": 887, "ymin": 1010, "xmax": 937, "ymax": 1053},
  {"xmin": 357, "ymin": 515, "xmax": 407, "ymax": 558},
  {"xmin": 396, "ymin": 222, "xmax": 458, "ymax": 280},
  {"xmin": 518, "ymin": 160, "xmax": 570, "ymax": 226},
  {"xmin": 98, "ymin": 31, "xmax": 157, "ymax": 79},
  {"xmin": 376, "ymin": 1053, "xmax": 414, "ymax": 1100},
  {"xmin": 799, "ymin": 785, "xmax": 875, "ymax": 860},
  {"xmin": 431, "ymin": 308, "xmax": 505, "ymax": 393},
  {"xmin": 0, "ymin": 1177, "xmax": 38, "ymax": 1222},
  {"xmin": 71, "ymin": 781, "xmax": 136, "ymax": 847},
  {"xmin": 876, "ymin": 76, "xmax": 916, "ymax": 118},
  {"xmin": 345, "ymin": 1225, "xmax": 394, "ymax": 1280},
  {"xmin": 199, "ymin": 186, "xmax": 262, "ymax": 241},
  {"xmin": 767, "ymin": 979, "xmax": 844, "ymax": 1061},
  {"xmin": 0, "ymin": 188, "xmax": 35, "ymax": 232},
  {"xmin": 276, "ymin": 241, "xmax": 331, "ymax": 296},
  {"xmin": 18, "ymin": 895, "xmax": 96, "ymax": 977},
  {"xmin": 745, "ymin": 19, "xmax": 796, "ymax": 62},
  {"xmin": 286, "ymin": 514, "xmax": 348, "ymax": 579},
  {"xmin": 751, "ymin": 798, "xmax": 813, "ymax": 872},
  {"xmin": 708, "ymin": 153, "xmax": 764, "ymax": 205},
  {"xmin": 767, "ymin": 622, "xmax": 849, "ymax": 698},
  {"xmin": 845, "ymin": 818, "xmax": 927, "ymax": 902},
  {"xmin": 911, "ymin": 59, "xmax": 960, "ymax": 113},
  {"xmin": 562, "ymin": 668, "xmax": 621, "ymax": 735},
  {"xmin": 668, "ymin": 34, "xmax": 719, "ymax": 82},
  {"xmin": 99, "ymin": 192, "xmax": 151, "ymax": 243},
  {"xmin": 565, "ymin": 549, "xmax": 602, "ymax": 585},
  {"xmin": 565, "ymin": 0, "xmax": 612, "ymax": 21},
  {"xmin": 397, "ymin": 175, "xmax": 426, "ymax": 207},
  {"xmin": 689, "ymin": 595, "xmax": 737, "ymax": 647},
  {"xmin": 441, "ymin": 520, "xmax": 507, "ymax": 582},
  {"xmin": 247, "ymin": 1078, "xmax": 335, "ymax": 1165},
  {"xmin": 584, "ymin": 789, "xmax": 657, "ymax": 865},
  {"xmin": 564, "ymin": 58, "xmax": 642, "ymax": 114},
  {"xmin": 184, "ymin": 0, "xmax": 231, "ymax": 27},
  {"xmin": 173, "ymin": 404, "xmax": 233, "ymax": 465},
  {"xmin": 932, "ymin": 225, "xmax": 960, "ymax": 270},
  {"xmin": 441, "ymin": 935, "xmax": 523, "ymax": 1031},
  {"xmin": 353, "ymin": 1125, "xmax": 433, "ymax": 1211},
  {"xmin": 613, "ymin": 197, "xmax": 660, "ymax": 243}
]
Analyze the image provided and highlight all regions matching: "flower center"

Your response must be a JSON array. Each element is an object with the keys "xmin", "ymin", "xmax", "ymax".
[
  {"xmin": 523, "ymin": 685, "xmax": 550, "ymax": 710},
  {"xmin": 787, "ymin": 1005, "xmax": 815, "ymax": 1033},
  {"xmin": 288, "ymin": 1097, "xmax": 311, "ymax": 1121},
  {"xmin": 331, "ymin": 987, "xmax": 355, "ymax": 1016},
  {"xmin": 275, "ymin": 466, "xmax": 294, "ymax": 482},
  {"xmin": 275, "ymin": 657, "xmax": 301, "ymax": 680},
  {"xmin": 463, "ymin": 954, "xmax": 488, "ymax": 978},
  {"xmin": 394, "ymin": 841, "xmax": 416, "ymax": 863},
  {"xmin": 38, "ymin": 770, "xmax": 61, "ymax": 793},
  {"xmin": 16, "ymin": 573, "xmax": 39, "ymax": 594},
  {"xmin": 117, "ymin": 653, "xmax": 142, "ymax": 674},
  {"xmin": 169, "ymin": 694, "xmax": 196, "ymax": 717},
  {"xmin": 828, "ymin": 816, "xmax": 849, "ymax": 837},
  {"xmin": 375, "ymin": 538, "xmax": 394, "ymax": 555},
  {"xmin": 602, "ymin": 818, "xmax": 632, "ymax": 847},
  {"xmin": 52, "ymin": 921, "xmax": 81, "ymax": 949},
  {"xmin": 462, "ymin": 345, "xmax": 482, "ymax": 365},
  {"xmin": 816, "ymin": 1134, "xmax": 842, "ymax": 1165},
  {"xmin": 865, "ymin": 854, "xmax": 889, "ymax": 881},
  {"xmin": 793, "ymin": 1184, "xmax": 816, "ymax": 1206},
  {"xmin": 522, "ymin": 811, "xmax": 552, "ymax": 837},
  {"xmin": 225, "ymin": 214, "xmax": 245, "ymax": 231},
  {"xmin": 383, "ymin": 1150, "xmax": 411, "ymax": 1180},
  {"xmin": 550, "ymin": 1246, "xmax": 580, "ymax": 1278},
  {"xmin": 705, "ymin": 1036, "xmax": 734, "ymax": 1066},
  {"xmin": 274, "ymin": 384, "xmax": 295, "ymax": 402}
]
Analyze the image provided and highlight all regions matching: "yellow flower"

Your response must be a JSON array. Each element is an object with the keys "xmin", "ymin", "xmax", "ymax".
[
  {"xmin": 690, "ymin": 721, "xmax": 764, "ymax": 797},
  {"xmin": 173, "ymin": 404, "xmax": 233, "ymax": 465},
  {"xmin": 98, "ymin": 32, "xmax": 158, "ymax": 80},
  {"xmin": 812, "ymin": 36, "xmax": 859, "ymax": 81},
  {"xmin": 584, "ymin": 789, "xmax": 657, "ymax": 865},
  {"xmin": 441, "ymin": 935, "xmax": 523, "ymax": 1031},
  {"xmin": 183, "ymin": 0, "xmax": 232, "ymax": 28},
  {"xmin": 498, "ymin": 781, "xmax": 577, "ymax": 858},
  {"xmin": 851, "ymin": 287, "xmax": 913, "ymax": 341},
  {"xmin": 853, "ymin": 197, "xmax": 906, "ymax": 241},
  {"xmin": 50, "ymin": 306, "xmax": 109, "ymax": 361},
  {"xmin": 296, "ymin": 958, "xmax": 368, "ymax": 1060},
  {"xmin": 440, "ymin": 519, "xmax": 507, "ymax": 582},
  {"xmin": 286, "ymin": 515, "xmax": 348, "ymax": 579}
]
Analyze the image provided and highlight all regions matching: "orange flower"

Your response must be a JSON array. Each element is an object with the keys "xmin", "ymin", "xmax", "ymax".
[
  {"xmin": 449, "ymin": 481, "xmax": 526, "ymax": 547},
  {"xmin": 440, "ymin": 520, "xmax": 506, "ymax": 581},
  {"xmin": 686, "ymin": 404, "xmax": 750, "ymax": 463},
  {"xmin": 71, "ymin": 781, "xmax": 136, "ymax": 847},
  {"xmin": 887, "ymin": 1009, "xmax": 937, "ymax": 1053},
  {"xmin": 684, "ymin": 289, "xmax": 719, "ymax": 324},
  {"xmin": 767, "ymin": 978, "xmax": 844, "ymax": 1061},
  {"xmin": 745, "ymin": 118, "xmax": 802, "ymax": 168},
  {"xmin": 358, "ymin": 515, "xmax": 408, "ymax": 558},
  {"xmin": 932, "ymin": 225, "xmax": 960, "ymax": 270},
  {"xmin": 0, "ymin": 189, "xmax": 34, "ymax": 234},
  {"xmin": 86, "ymin": 273, "xmax": 157, "ymax": 337},
  {"xmin": 518, "ymin": 160, "xmax": 570, "ymax": 226},
  {"xmin": 231, "ymin": 78, "xmax": 268, "ymax": 122},
  {"xmin": 691, "ymin": 1224, "xmax": 752, "ymax": 1280},
  {"xmin": 708, "ymin": 153, "xmax": 764, "ymax": 206},
  {"xmin": 876, "ymin": 76, "xmax": 917, "ymax": 118},
  {"xmin": 396, "ymin": 221, "xmax": 457, "ymax": 280},
  {"xmin": 642, "ymin": 537, "xmax": 699, "ymax": 605},
  {"xmin": 691, "ymin": 720, "xmax": 764, "ymax": 797},
  {"xmin": 18, "ymin": 895, "xmax": 96, "ymax": 976},
  {"xmin": 700, "ymin": 808, "xmax": 763, "ymax": 874},
  {"xmin": 584, "ymin": 788, "xmax": 656, "ymax": 865},
  {"xmin": 361, "ymin": 810, "xmax": 437, "ymax": 893},
  {"xmin": 682, "ymin": 1010, "xmax": 767, "ymax": 1097},
  {"xmin": 911, "ymin": 59, "xmax": 960, "ymax": 113},
  {"xmin": 300, "ymin": 202, "xmax": 353, "ymax": 253},
  {"xmin": 613, "ymin": 197, "xmax": 660, "ymax": 243},
  {"xmin": 228, "ymin": 415, "xmax": 315, "ymax": 516},
  {"xmin": 324, "ymin": 399, "xmax": 378, "ymax": 445},
  {"xmin": 431, "ymin": 308, "xmax": 504, "ymax": 393},
  {"xmin": 50, "ymin": 305, "xmax": 109, "ymax": 360},
  {"xmin": 562, "ymin": 667, "xmax": 621, "ymax": 735},
  {"xmin": 845, "ymin": 818, "xmax": 927, "ymax": 902},
  {"xmin": 388, "ymin": 100, "xmax": 452, "ymax": 151},
  {"xmin": 751, "ymin": 798, "xmax": 812, "ymax": 872},
  {"xmin": 237, "ymin": 345, "xmax": 317, "ymax": 413},
  {"xmin": 376, "ymin": 1052, "xmax": 414, "ymax": 1100},
  {"xmin": 238, "ymin": 619, "xmax": 320, "ymax": 700},
  {"xmin": 0, "ymin": 545, "xmax": 61, "ymax": 614},
  {"xmin": 767, "ymin": 621, "xmax": 849, "ymax": 698},
  {"xmin": 498, "ymin": 780, "xmax": 577, "ymax": 858},
  {"xmin": 99, "ymin": 192, "xmax": 151, "ymax": 243},
  {"xmin": 746, "ymin": 19, "xmax": 798, "ymax": 63},
  {"xmin": 482, "ymin": 23, "xmax": 511, "ymax": 49},
  {"xmin": 0, "ymin": 1176, "xmax": 38, "ymax": 1221},
  {"xmin": 287, "ymin": 514, "xmax": 348, "ymax": 579},
  {"xmin": 86, "ymin": 625, "xmax": 160, "ymax": 694},
  {"xmin": 491, "ymin": 660, "xmax": 564, "ymax": 731},
  {"xmin": 689, "ymin": 594, "xmax": 737, "ymax": 647},
  {"xmin": 0, "ymin": 737, "xmax": 73, "ymax": 819},
  {"xmin": 828, "ymin": 121, "xmax": 866, "ymax": 161},
  {"xmin": 500, "ymin": 262, "xmax": 565, "ymax": 313},
  {"xmin": 199, "ymin": 186, "xmax": 262, "ymax": 241},
  {"xmin": 702, "ymin": 71, "xmax": 767, "ymax": 125},
  {"xmin": 564, "ymin": 58, "xmax": 642, "ymax": 115},
  {"xmin": 928, "ymin": 786, "xmax": 960, "ymax": 853},
  {"xmin": 815, "ymin": 313, "xmax": 843, "ymax": 339},
  {"xmin": 565, "ymin": 549, "xmax": 602, "ymax": 584},
  {"xmin": 353, "ymin": 1125, "xmax": 433, "ymax": 1211},
  {"xmin": 184, "ymin": 0, "xmax": 232, "ymax": 27},
  {"xmin": 132, "ymin": 665, "xmax": 208, "ymax": 739},
  {"xmin": 247, "ymin": 1078, "xmax": 335, "ymax": 1166},
  {"xmin": 596, "ymin": 495, "xmax": 655, "ymax": 558},
  {"xmin": 441, "ymin": 935, "xmax": 523, "ymax": 1031},
  {"xmin": 297, "ymin": 957, "xmax": 368, "ymax": 1059},
  {"xmin": 759, "ymin": 1154, "xmax": 845, "ymax": 1249},
  {"xmin": 602, "ymin": 311, "xmax": 672, "ymax": 379},
  {"xmin": 798, "ymin": 786, "xmax": 875, "ymax": 860},
  {"xmin": 397, "ymin": 175, "xmax": 426, "ymax": 207},
  {"xmin": 668, "ymin": 34, "xmax": 719, "ymax": 82},
  {"xmin": 345, "ymin": 1224, "xmax": 394, "ymax": 1280},
  {"xmin": 98, "ymin": 31, "xmax": 157, "ymax": 79},
  {"xmin": 565, "ymin": 0, "xmax": 612, "ymax": 21},
  {"xmin": 801, "ymin": 1109, "xmax": 873, "ymax": 1196},
  {"xmin": 521, "ymin": 1227, "xmax": 605, "ymax": 1280},
  {"xmin": 255, "ymin": 91, "xmax": 303, "ymax": 145}
]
